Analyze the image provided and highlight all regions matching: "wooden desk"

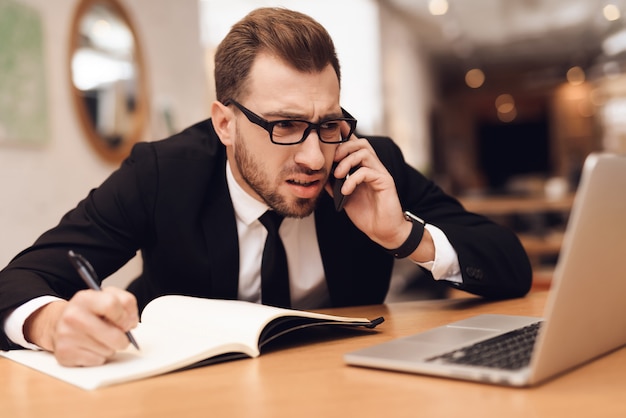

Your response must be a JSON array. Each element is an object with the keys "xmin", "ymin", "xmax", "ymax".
[{"xmin": 3, "ymin": 291, "xmax": 625, "ymax": 418}]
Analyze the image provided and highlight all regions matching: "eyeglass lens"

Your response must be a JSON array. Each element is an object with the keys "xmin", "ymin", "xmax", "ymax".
[{"xmin": 271, "ymin": 120, "xmax": 351, "ymax": 144}]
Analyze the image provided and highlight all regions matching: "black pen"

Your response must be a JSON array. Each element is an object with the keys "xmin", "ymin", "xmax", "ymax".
[{"xmin": 67, "ymin": 250, "xmax": 140, "ymax": 350}]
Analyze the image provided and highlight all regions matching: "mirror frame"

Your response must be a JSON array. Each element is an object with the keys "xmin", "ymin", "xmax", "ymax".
[{"xmin": 68, "ymin": 0, "xmax": 148, "ymax": 163}]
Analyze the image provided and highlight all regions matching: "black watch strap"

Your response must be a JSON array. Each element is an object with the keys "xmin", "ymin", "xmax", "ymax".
[{"xmin": 385, "ymin": 211, "xmax": 425, "ymax": 259}]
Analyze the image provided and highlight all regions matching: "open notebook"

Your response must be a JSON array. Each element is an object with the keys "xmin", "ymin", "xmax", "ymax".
[{"xmin": 345, "ymin": 153, "xmax": 626, "ymax": 386}]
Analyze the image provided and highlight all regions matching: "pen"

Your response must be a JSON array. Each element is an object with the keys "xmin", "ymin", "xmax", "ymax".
[{"xmin": 67, "ymin": 250, "xmax": 140, "ymax": 350}]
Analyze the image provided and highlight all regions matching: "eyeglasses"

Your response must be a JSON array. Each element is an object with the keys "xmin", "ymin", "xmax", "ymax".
[{"xmin": 224, "ymin": 99, "xmax": 357, "ymax": 145}]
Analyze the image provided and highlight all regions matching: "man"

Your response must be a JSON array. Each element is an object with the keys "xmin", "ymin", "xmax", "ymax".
[{"xmin": 0, "ymin": 8, "xmax": 531, "ymax": 366}]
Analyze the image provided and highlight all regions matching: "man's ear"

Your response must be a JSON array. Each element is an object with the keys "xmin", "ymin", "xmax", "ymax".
[{"xmin": 211, "ymin": 101, "xmax": 234, "ymax": 146}]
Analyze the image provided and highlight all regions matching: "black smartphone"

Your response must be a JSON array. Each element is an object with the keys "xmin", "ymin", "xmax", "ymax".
[{"xmin": 330, "ymin": 162, "xmax": 358, "ymax": 212}]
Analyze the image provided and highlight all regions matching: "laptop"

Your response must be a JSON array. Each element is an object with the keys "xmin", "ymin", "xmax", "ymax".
[{"xmin": 345, "ymin": 153, "xmax": 626, "ymax": 386}]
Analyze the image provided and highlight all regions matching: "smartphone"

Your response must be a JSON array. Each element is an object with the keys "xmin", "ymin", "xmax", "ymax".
[{"xmin": 330, "ymin": 162, "xmax": 358, "ymax": 212}]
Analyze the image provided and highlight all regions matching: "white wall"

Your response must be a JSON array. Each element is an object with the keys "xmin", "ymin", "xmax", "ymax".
[
  {"xmin": 378, "ymin": 2, "xmax": 435, "ymax": 172},
  {"xmin": 0, "ymin": 0, "xmax": 208, "ymax": 286}
]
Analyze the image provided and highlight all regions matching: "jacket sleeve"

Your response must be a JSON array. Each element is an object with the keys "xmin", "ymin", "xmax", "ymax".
[
  {"xmin": 0, "ymin": 143, "xmax": 158, "ymax": 350},
  {"xmin": 370, "ymin": 137, "xmax": 532, "ymax": 299}
]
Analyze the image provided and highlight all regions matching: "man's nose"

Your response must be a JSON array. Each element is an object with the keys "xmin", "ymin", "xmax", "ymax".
[{"xmin": 293, "ymin": 129, "xmax": 326, "ymax": 170}]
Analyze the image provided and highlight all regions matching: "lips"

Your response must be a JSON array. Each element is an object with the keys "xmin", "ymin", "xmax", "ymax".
[
  {"xmin": 287, "ymin": 178, "xmax": 319, "ymax": 187},
  {"xmin": 286, "ymin": 177, "xmax": 323, "ymax": 199}
]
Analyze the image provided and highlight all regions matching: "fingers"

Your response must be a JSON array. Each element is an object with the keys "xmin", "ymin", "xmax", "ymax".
[
  {"xmin": 52, "ymin": 289, "xmax": 139, "ymax": 367},
  {"xmin": 99, "ymin": 287, "xmax": 140, "ymax": 332},
  {"xmin": 332, "ymin": 138, "xmax": 391, "ymax": 195},
  {"xmin": 333, "ymin": 134, "xmax": 364, "ymax": 167},
  {"xmin": 329, "ymin": 136, "xmax": 406, "ymax": 245}
]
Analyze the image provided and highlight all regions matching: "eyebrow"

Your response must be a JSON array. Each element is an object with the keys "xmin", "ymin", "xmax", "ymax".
[{"xmin": 263, "ymin": 109, "xmax": 344, "ymax": 122}]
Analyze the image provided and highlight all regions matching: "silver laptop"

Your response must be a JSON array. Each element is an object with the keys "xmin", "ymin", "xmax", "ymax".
[{"xmin": 345, "ymin": 153, "xmax": 626, "ymax": 386}]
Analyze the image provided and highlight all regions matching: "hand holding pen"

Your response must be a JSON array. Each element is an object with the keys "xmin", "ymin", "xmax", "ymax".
[{"xmin": 67, "ymin": 250, "xmax": 140, "ymax": 350}]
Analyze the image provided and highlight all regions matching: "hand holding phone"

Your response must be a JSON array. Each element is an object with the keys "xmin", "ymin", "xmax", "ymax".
[{"xmin": 331, "ymin": 162, "xmax": 359, "ymax": 212}]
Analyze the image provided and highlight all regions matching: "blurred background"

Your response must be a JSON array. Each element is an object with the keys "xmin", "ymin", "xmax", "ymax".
[{"xmin": 2, "ymin": 0, "xmax": 624, "ymax": 293}]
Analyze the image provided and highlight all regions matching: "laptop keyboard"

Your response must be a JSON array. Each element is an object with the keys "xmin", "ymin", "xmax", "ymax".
[{"xmin": 426, "ymin": 321, "xmax": 542, "ymax": 370}]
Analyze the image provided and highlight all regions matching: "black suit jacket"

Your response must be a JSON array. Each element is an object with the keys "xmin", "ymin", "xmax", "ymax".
[{"xmin": 0, "ymin": 119, "xmax": 532, "ymax": 350}]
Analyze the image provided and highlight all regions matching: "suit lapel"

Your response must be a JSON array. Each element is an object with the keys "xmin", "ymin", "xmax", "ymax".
[
  {"xmin": 315, "ymin": 192, "xmax": 394, "ymax": 306},
  {"xmin": 315, "ymin": 193, "xmax": 354, "ymax": 306},
  {"xmin": 201, "ymin": 156, "xmax": 240, "ymax": 300}
]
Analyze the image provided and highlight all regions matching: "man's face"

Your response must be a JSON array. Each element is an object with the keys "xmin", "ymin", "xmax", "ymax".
[{"xmin": 227, "ymin": 53, "xmax": 342, "ymax": 218}]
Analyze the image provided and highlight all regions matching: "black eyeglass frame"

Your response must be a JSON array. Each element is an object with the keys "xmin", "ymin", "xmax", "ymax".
[{"xmin": 224, "ymin": 99, "xmax": 358, "ymax": 145}]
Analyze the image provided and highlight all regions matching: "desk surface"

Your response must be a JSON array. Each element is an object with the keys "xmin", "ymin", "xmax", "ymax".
[{"xmin": 3, "ymin": 291, "xmax": 625, "ymax": 418}]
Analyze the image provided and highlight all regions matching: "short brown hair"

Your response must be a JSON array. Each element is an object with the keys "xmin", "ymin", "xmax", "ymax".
[{"xmin": 214, "ymin": 7, "xmax": 341, "ymax": 103}]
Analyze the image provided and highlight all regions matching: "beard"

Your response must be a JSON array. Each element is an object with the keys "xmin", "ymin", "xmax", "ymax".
[{"xmin": 233, "ymin": 127, "xmax": 322, "ymax": 218}]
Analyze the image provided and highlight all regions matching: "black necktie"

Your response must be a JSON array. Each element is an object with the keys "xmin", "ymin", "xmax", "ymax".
[{"xmin": 259, "ymin": 211, "xmax": 291, "ymax": 308}]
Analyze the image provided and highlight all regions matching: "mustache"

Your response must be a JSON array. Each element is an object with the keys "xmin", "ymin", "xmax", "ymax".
[{"xmin": 282, "ymin": 166, "xmax": 328, "ymax": 177}]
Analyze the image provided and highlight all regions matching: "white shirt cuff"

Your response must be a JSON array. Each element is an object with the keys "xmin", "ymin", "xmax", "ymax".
[
  {"xmin": 415, "ymin": 224, "xmax": 463, "ymax": 284},
  {"xmin": 3, "ymin": 296, "xmax": 62, "ymax": 350}
]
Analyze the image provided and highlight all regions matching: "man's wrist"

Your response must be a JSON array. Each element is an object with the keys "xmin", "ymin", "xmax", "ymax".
[
  {"xmin": 385, "ymin": 211, "xmax": 425, "ymax": 258},
  {"xmin": 413, "ymin": 224, "xmax": 461, "ymax": 282},
  {"xmin": 23, "ymin": 300, "xmax": 66, "ymax": 351},
  {"xmin": 3, "ymin": 296, "xmax": 62, "ymax": 350}
]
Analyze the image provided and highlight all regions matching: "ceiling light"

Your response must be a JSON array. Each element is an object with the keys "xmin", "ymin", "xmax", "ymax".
[
  {"xmin": 566, "ymin": 66, "xmax": 585, "ymax": 85},
  {"xmin": 465, "ymin": 68, "xmax": 485, "ymax": 88},
  {"xmin": 603, "ymin": 4, "xmax": 621, "ymax": 21},
  {"xmin": 603, "ymin": 29, "xmax": 626, "ymax": 55},
  {"xmin": 428, "ymin": 0, "xmax": 449, "ymax": 16},
  {"xmin": 495, "ymin": 94, "xmax": 515, "ymax": 113},
  {"xmin": 495, "ymin": 94, "xmax": 516, "ymax": 123}
]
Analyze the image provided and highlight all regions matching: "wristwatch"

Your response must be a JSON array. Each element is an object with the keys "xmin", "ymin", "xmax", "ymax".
[{"xmin": 385, "ymin": 211, "xmax": 426, "ymax": 258}]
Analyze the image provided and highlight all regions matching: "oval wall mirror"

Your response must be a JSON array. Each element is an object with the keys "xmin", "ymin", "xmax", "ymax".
[{"xmin": 69, "ymin": 0, "xmax": 148, "ymax": 163}]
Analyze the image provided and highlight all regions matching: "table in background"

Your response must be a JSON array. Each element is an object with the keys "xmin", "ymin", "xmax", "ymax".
[
  {"xmin": 459, "ymin": 194, "xmax": 575, "ymax": 289},
  {"xmin": 3, "ymin": 291, "xmax": 625, "ymax": 418}
]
